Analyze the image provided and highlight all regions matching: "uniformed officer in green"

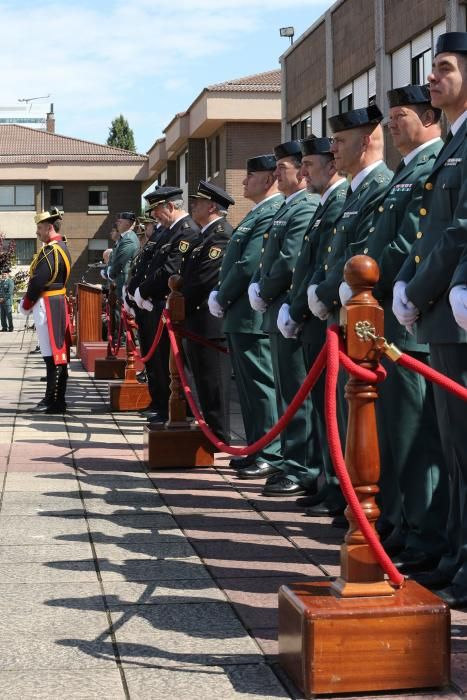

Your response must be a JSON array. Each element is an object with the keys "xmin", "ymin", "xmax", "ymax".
[
  {"xmin": 279, "ymin": 136, "xmax": 348, "ymax": 514},
  {"xmin": 393, "ymin": 32, "xmax": 467, "ymax": 607},
  {"xmin": 209, "ymin": 155, "xmax": 284, "ymax": 475},
  {"xmin": 0, "ymin": 268, "xmax": 14, "ymax": 332},
  {"xmin": 249, "ymin": 141, "xmax": 320, "ymax": 496},
  {"xmin": 350, "ymin": 85, "xmax": 447, "ymax": 570},
  {"xmin": 109, "ymin": 212, "xmax": 140, "ymax": 300}
]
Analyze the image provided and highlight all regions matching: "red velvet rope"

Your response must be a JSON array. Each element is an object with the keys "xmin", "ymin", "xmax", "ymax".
[
  {"xmin": 163, "ymin": 309, "xmax": 326, "ymax": 456},
  {"xmin": 121, "ymin": 310, "xmax": 165, "ymax": 363},
  {"xmin": 105, "ymin": 300, "xmax": 123, "ymax": 357},
  {"xmin": 325, "ymin": 326, "xmax": 404, "ymax": 587},
  {"xmin": 398, "ymin": 351, "xmax": 467, "ymax": 402}
]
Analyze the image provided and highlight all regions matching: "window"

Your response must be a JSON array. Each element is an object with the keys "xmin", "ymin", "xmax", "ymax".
[
  {"xmin": 88, "ymin": 186, "xmax": 109, "ymax": 212},
  {"xmin": 50, "ymin": 186, "xmax": 64, "ymax": 207},
  {"xmin": 0, "ymin": 184, "xmax": 35, "ymax": 210},
  {"xmin": 392, "ymin": 21, "xmax": 446, "ymax": 88},
  {"xmin": 291, "ymin": 121, "xmax": 300, "ymax": 140},
  {"xmin": 2, "ymin": 239, "xmax": 36, "ymax": 265},
  {"xmin": 184, "ymin": 151, "xmax": 189, "ymax": 183},
  {"xmin": 215, "ymin": 135, "xmax": 220, "ymax": 174},
  {"xmin": 339, "ymin": 94, "xmax": 353, "ymax": 114},
  {"xmin": 411, "ymin": 49, "xmax": 431, "ymax": 84},
  {"xmin": 300, "ymin": 114, "xmax": 313, "ymax": 139},
  {"xmin": 321, "ymin": 104, "xmax": 327, "ymax": 136}
]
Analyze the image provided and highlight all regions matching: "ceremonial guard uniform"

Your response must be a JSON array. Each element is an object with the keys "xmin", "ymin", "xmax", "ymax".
[
  {"xmin": 181, "ymin": 181, "xmax": 234, "ymax": 442},
  {"xmin": 20, "ymin": 208, "xmax": 71, "ymax": 414},
  {"xmin": 252, "ymin": 141, "xmax": 320, "ymax": 496},
  {"xmin": 394, "ymin": 33, "xmax": 467, "ymax": 605},
  {"xmin": 135, "ymin": 187, "xmax": 200, "ymax": 421},
  {"xmin": 0, "ymin": 269, "xmax": 14, "ymax": 332},
  {"xmin": 288, "ymin": 137, "xmax": 348, "ymax": 513},
  {"xmin": 366, "ymin": 85, "xmax": 447, "ymax": 566},
  {"xmin": 212, "ymin": 155, "xmax": 284, "ymax": 474}
]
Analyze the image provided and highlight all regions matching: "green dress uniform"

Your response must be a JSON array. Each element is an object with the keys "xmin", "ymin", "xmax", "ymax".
[
  {"xmin": 109, "ymin": 229, "xmax": 140, "ymax": 300},
  {"xmin": 397, "ymin": 118, "xmax": 467, "ymax": 586},
  {"xmin": 216, "ymin": 192, "xmax": 284, "ymax": 466},
  {"xmin": 289, "ymin": 179, "xmax": 348, "ymax": 505},
  {"xmin": 0, "ymin": 275, "xmax": 14, "ymax": 331},
  {"xmin": 255, "ymin": 188, "xmax": 320, "ymax": 485},
  {"xmin": 366, "ymin": 137, "xmax": 448, "ymax": 556}
]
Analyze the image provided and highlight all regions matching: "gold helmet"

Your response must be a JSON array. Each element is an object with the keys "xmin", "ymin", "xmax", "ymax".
[{"xmin": 34, "ymin": 207, "xmax": 63, "ymax": 225}]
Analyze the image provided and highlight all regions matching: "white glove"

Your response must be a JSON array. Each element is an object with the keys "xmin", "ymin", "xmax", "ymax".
[
  {"xmin": 248, "ymin": 282, "xmax": 267, "ymax": 313},
  {"xmin": 307, "ymin": 284, "xmax": 329, "ymax": 321},
  {"xmin": 339, "ymin": 281, "xmax": 353, "ymax": 307},
  {"xmin": 277, "ymin": 303, "xmax": 300, "ymax": 339},
  {"xmin": 449, "ymin": 285, "xmax": 467, "ymax": 331},
  {"xmin": 123, "ymin": 297, "xmax": 135, "ymax": 318},
  {"xmin": 392, "ymin": 281, "xmax": 420, "ymax": 326},
  {"xmin": 141, "ymin": 297, "xmax": 153, "ymax": 312},
  {"xmin": 208, "ymin": 290, "xmax": 224, "ymax": 318},
  {"xmin": 19, "ymin": 298, "xmax": 32, "ymax": 316},
  {"xmin": 134, "ymin": 287, "xmax": 145, "ymax": 310},
  {"xmin": 100, "ymin": 269, "xmax": 107, "ymax": 280}
]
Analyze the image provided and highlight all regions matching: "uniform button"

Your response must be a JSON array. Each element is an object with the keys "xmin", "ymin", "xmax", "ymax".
[
  {"xmin": 416, "ymin": 232, "xmax": 423, "ymax": 239},
  {"xmin": 333, "ymin": 300, "xmax": 338, "ymax": 306},
  {"xmin": 327, "ymin": 246, "xmax": 332, "ymax": 253},
  {"xmin": 415, "ymin": 255, "xmax": 420, "ymax": 263},
  {"xmin": 259, "ymin": 263, "xmax": 262, "ymax": 268},
  {"xmin": 292, "ymin": 267, "xmax": 295, "ymax": 273},
  {"xmin": 425, "ymin": 182, "xmax": 433, "ymax": 190},
  {"xmin": 261, "ymin": 248, "xmax": 265, "ymax": 253},
  {"xmin": 302, "ymin": 314, "xmax": 307, "ymax": 319},
  {"xmin": 419, "ymin": 208, "xmax": 427, "ymax": 216},
  {"xmin": 264, "ymin": 233, "xmax": 269, "ymax": 239},
  {"xmin": 304, "ymin": 235, "xmax": 308, "ymax": 241},
  {"xmin": 389, "ymin": 204, "xmax": 394, "ymax": 209},
  {"xmin": 363, "ymin": 247, "xmax": 368, "ymax": 254},
  {"xmin": 290, "ymin": 284, "xmax": 293, "ymax": 290},
  {"xmin": 196, "ymin": 305, "xmax": 200, "ymax": 310},
  {"xmin": 324, "ymin": 264, "xmax": 328, "ymax": 271},
  {"xmin": 428, "ymin": 300, "xmax": 434, "ymax": 305},
  {"xmin": 378, "ymin": 205, "xmax": 384, "ymax": 212},
  {"xmin": 333, "ymin": 227, "xmax": 337, "ymax": 234},
  {"xmin": 369, "ymin": 226, "xmax": 375, "ymax": 233}
]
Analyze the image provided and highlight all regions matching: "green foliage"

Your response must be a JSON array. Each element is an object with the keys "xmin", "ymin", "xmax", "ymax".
[
  {"xmin": 107, "ymin": 115, "xmax": 136, "ymax": 152},
  {"xmin": 0, "ymin": 232, "xmax": 15, "ymax": 271}
]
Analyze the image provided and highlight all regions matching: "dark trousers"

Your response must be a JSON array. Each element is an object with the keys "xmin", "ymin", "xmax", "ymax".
[
  {"xmin": 135, "ymin": 306, "xmax": 165, "ymax": 412},
  {"xmin": 0, "ymin": 305, "xmax": 13, "ymax": 331}
]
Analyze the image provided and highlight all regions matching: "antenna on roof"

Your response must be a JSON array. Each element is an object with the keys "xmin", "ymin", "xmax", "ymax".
[{"xmin": 18, "ymin": 95, "xmax": 50, "ymax": 103}]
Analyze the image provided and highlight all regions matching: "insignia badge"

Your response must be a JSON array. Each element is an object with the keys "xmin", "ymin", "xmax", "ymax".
[
  {"xmin": 179, "ymin": 240, "xmax": 189, "ymax": 253},
  {"xmin": 208, "ymin": 246, "xmax": 222, "ymax": 260}
]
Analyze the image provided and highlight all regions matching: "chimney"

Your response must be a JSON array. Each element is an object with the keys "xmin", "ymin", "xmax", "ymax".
[{"xmin": 46, "ymin": 103, "xmax": 55, "ymax": 133}]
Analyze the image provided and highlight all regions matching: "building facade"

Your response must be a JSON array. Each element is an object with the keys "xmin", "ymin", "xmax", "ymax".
[
  {"xmin": 281, "ymin": 0, "xmax": 467, "ymax": 166},
  {"xmin": 147, "ymin": 71, "xmax": 282, "ymax": 227},
  {"xmin": 0, "ymin": 125, "xmax": 148, "ymax": 285}
]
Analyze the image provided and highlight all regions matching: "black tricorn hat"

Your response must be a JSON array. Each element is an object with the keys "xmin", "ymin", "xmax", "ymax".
[
  {"xmin": 189, "ymin": 180, "xmax": 235, "ymax": 208},
  {"xmin": 274, "ymin": 140, "xmax": 303, "ymax": 161},
  {"xmin": 387, "ymin": 84, "xmax": 431, "ymax": 108},
  {"xmin": 246, "ymin": 154, "xmax": 276, "ymax": 172},
  {"xmin": 300, "ymin": 136, "xmax": 333, "ymax": 157},
  {"xmin": 116, "ymin": 211, "xmax": 136, "ymax": 222},
  {"xmin": 144, "ymin": 186, "xmax": 184, "ymax": 209},
  {"xmin": 328, "ymin": 104, "xmax": 384, "ymax": 133},
  {"xmin": 435, "ymin": 31, "xmax": 467, "ymax": 56}
]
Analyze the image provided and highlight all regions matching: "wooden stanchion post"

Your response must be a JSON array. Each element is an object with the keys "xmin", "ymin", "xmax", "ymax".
[
  {"xmin": 278, "ymin": 256, "xmax": 450, "ymax": 697},
  {"xmin": 94, "ymin": 287, "xmax": 126, "ymax": 379},
  {"xmin": 143, "ymin": 274, "xmax": 215, "ymax": 468}
]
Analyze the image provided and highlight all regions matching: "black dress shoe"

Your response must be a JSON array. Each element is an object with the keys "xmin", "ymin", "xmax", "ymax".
[
  {"xmin": 230, "ymin": 454, "xmax": 257, "ymax": 469},
  {"xmin": 136, "ymin": 370, "xmax": 147, "ymax": 383},
  {"xmin": 262, "ymin": 477, "xmax": 306, "ymax": 497},
  {"xmin": 305, "ymin": 502, "xmax": 345, "ymax": 517},
  {"xmin": 30, "ymin": 401, "xmax": 52, "ymax": 413},
  {"xmin": 392, "ymin": 549, "xmax": 440, "ymax": 574},
  {"xmin": 295, "ymin": 486, "xmax": 326, "ymax": 508},
  {"xmin": 436, "ymin": 584, "xmax": 467, "ymax": 609},
  {"xmin": 45, "ymin": 402, "xmax": 67, "ymax": 414},
  {"xmin": 408, "ymin": 569, "xmax": 452, "ymax": 589},
  {"xmin": 237, "ymin": 462, "xmax": 280, "ymax": 480}
]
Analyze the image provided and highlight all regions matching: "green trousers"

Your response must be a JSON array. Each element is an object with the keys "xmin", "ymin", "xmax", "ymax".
[{"xmin": 226, "ymin": 332, "xmax": 282, "ymax": 467}]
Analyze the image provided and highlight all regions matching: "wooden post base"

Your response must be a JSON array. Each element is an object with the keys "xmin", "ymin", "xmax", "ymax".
[
  {"xmin": 109, "ymin": 381, "xmax": 151, "ymax": 411},
  {"xmin": 278, "ymin": 579, "xmax": 450, "ymax": 697},
  {"xmin": 144, "ymin": 423, "xmax": 215, "ymax": 468},
  {"xmin": 94, "ymin": 357, "xmax": 127, "ymax": 380}
]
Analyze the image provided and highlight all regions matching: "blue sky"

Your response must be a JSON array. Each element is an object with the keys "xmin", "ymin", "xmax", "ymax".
[{"xmin": 0, "ymin": 0, "xmax": 333, "ymax": 152}]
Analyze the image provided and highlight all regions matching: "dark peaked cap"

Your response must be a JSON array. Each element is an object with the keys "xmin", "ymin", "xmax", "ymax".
[
  {"xmin": 387, "ymin": 84, "xmax": 432, "ymax": 108},
  {"xmin": 435, "ymin": 31, "xmax": 467, "ymax": 56},
  {"xmin": 328, "ymin": 104, "xmax": 384, "ymax": 133},
  {"xmin": 189, "ymin": 180, "xmax": 235, "ymax": 208},
  {"xmin": 274, "ymin": 140, "xmax": 303, "ymax": 161},
  {"xmin": 116, "ymin": 211, "xmax": 136, "ymax": 221},
  {"xmin": 145, "ymin": 186, "xmax": 183, "ymax": 208},
  {"xmin": 300, "ymin": 136, "xmax": 333, "ymax": 156},
  {"xmin": 246, "ymin": 154, "xmax": 276, "ymax": 172}
]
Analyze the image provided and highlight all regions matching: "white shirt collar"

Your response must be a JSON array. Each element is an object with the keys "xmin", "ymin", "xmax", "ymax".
[
  {"xmin": 201, "ymin": 216, "xmax": 222, "ymax": 234},
  {"xmin": 450, "ymin": 109, "xmax": 467, "ymax": 136},
  {"xmin": 350, "ymin": 160, "xmax": 383, "ymax": 192},
  {"xmin": 403, "ymin": 137, "xmax": 442, "ymax": 166},
  {"xmin": 319, "ymin": 178, "xmax": 346, "ymax": 206},
  {"xmin": 169, "ymin": 213, "xmax": 189, "ymax": 230},
  {"xmin": 285, "ymin": 189, "xmax": 305, "ymax": 205},
  {"xmin": 251, "ymin": 192, "xmax": 282, "ymax": 211}
]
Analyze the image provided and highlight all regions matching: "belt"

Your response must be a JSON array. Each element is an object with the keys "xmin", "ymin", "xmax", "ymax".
[{"xmin": 41, "ymin": 287, "xmax": 66, "ymax": 298}]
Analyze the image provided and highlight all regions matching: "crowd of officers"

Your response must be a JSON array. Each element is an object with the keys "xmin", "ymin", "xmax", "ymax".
[{"xmin": 107, "ymin": 31, "xmax": 466, "ymax": 609}]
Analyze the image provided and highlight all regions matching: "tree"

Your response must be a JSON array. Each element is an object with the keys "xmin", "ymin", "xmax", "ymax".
[
  {"xmin": 107, "ymin": 115, "xmax": 136, "ymax": 152},
  {"xmin": 0, "ymin": 231, "xmax": 15, "ymax": 271}
]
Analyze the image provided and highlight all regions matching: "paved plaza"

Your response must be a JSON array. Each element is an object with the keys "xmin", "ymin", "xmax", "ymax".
[{"xmin": 0, "ymin": 317, "xmax": 466, "ymax": 699}]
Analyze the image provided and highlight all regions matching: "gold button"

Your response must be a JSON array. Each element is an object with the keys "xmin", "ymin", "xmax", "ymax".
[
  {"xmin": 333, "ymin": 227, "xmax": 337, "ymax": 234},
  {"xmin": 415, "ymin": 255, "xmax": 420, "ymax": 263},
  {"xmin": 369, "ymin": 227, "xmax": 375, "ymax": 233},
  {"xmin": 416, "ymin": 232, "xmax": 423, "ymax": 239},
  {"xmin": 327, "ymin": 246, "xmax": 332, "ymax": 253},
  {"xmin": 259, "ymin": 263, "xmax": 262, "ymax": 268},
  {"xmin": 420, "ymin": 208, "xmax": 427, "ymax": 216},
  {"xmin": 363, "ymin": 247, "xmax": 368, "ymax": 254},
  {"xmin": 264, "ymin": 233, "xmax": 269, "ymax": 239},
  {"xmin": 302, "ymin": 314, "xmax": 307, "ymax": 319},
  {"xmin": 333, "ymin": 300, "xmax": 338, "ymax": 306},
  {"xmin": 425, "ymin": 182, "xmax": 433, "ymax": 190},
  {"xmin": 378, "ymin": 205, "xmax": 384, "ymax": 212},
  {"xmin": 304, "ymin": 236, "xmax": 308, "ymax": 241},
  {"xmin": 324, "ymin": 264, "xmax": 328, "ymax": 271}
]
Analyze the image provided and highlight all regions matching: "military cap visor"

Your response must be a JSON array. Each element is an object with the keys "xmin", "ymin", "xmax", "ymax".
[
  {"xmin": 116, "ymin": 211, "xmax": 136, "ymax": 222},
  {"xmin": 387, "ymin": 85, "xmax": 431, "ymax": 108},
  {"xmin": 300, "ymin": 136, "xmax": 333, "ymax": 156},
  {"xmin": 328, "ymin": 104, "xmax": 384, "ymax": 133},
  {"xmin": 246, "ymin": 154, "xmax": 276, "ymax": 172},
  {"xmin": 144, "ymin": 186, "xmax": 183, "ymax": 208},
  {"xmin": 435, "ymin": 32, "xmax": 467, "ymax": 56},
  {"xmin": 189, "ymin": 179, "xmax": 235, "ymax": 208},
  {"xmin": 274, "ymin": 140, "xmax": 303, "ymax": 161},
  {"xmin": 34, "ymin": 207, "xmax": 63, "ymax": 225}
]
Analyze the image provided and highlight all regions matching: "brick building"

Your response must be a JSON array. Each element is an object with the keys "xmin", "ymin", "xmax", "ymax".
[
  {"xmin": 281, "ymin": 0, "xmax": 467, "ymax": 167},
  {"xmin": 0, "ymin": 125, "xmax": 148, "ymax": 285},
  {"xmin": 147, "ymin": 70, "xmax": 282, "ymax": 227}
]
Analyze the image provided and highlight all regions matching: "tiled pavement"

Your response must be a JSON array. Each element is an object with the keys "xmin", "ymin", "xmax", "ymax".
[{"xmin": 0, "ymin": 318, "xmax": 466, "ymax": 699}]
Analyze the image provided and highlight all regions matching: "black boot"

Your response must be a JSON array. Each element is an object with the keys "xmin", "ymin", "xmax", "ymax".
[
  {"xmin": 31, "ymin": 357, "xmax": 56, "ymax": 412},
  {"xmin": 45, "ymin": 364, "xmax": 68, "ymax": 413}
]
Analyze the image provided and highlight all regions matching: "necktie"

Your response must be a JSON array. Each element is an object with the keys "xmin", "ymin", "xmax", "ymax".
[{"xmin": 346, "ymin": 186, "xmax": 352, "ymax": 199}]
